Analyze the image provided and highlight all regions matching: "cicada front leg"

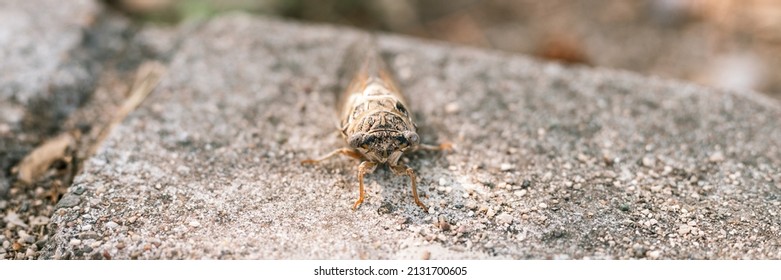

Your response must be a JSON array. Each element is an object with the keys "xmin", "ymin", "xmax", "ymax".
[
  {"xmin": 390, "ymin": 164, "xmax": 428, "ymax": 212},
  {"xmin": 353, "ymin": 161, "xmax": 378, "ymax": 210},
  {"xmin": 418, "ymin": 141, "xmax": 455, "ymax": 152},
  {"xmin": 301, "ymin": 148, "xmax": 362, "ymax": 165}
]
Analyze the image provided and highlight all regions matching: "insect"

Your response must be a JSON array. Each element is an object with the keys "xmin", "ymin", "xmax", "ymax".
[{"xmin": 302, "ymin": 37, "xmax": 450, "ymax": 212}]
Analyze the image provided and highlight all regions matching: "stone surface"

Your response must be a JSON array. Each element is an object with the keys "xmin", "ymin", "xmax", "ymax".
[
  {"xmin": 0, "ymin": 0, "xmax": 98, "ymax": 118},
  {"xmin": 42, "ymin": 14, "xmax": 781, "ymax": 259},
  {"xmin": 0, "ymin": 0, "xmax": 157, "ymax": 259},
  {"xmin": 0, "ymin": 0, "xmax": 109, "ymax": 198}
]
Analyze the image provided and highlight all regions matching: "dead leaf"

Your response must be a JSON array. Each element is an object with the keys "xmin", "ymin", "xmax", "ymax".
[{"xmin": 13, "ymin": 132, "xmax": 76, "ymax": 184}]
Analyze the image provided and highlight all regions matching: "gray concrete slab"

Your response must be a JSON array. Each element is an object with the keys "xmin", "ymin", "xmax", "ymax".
[
  {"xmin": 0, "ymin": 0, "xmax": 101, "ymax": 260},
  {"xmin": 42, "ymin": 14, "xmax": 781, "ymax": 259},
  {"xmin": 0, "ymin": 0, "xmax": 138, "ymax": 196},
  {"xmin": 0, "ymin": 0, "xmax": 98, "ymax": 115}
]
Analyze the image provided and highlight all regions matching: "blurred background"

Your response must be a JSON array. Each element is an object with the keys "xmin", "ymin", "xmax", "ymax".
[{"xmin": 106, "ymin": 0, "xmax": 781, "ymax": 100}]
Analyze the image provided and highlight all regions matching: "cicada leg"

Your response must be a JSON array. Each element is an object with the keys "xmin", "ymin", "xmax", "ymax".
[
  {"xmin": 418, "ymin": 141, "xmax": 454, "ymax": 152},
  {"xmin": 391, "ymin": 164, "xmax": 428, "ymax": 212},
  {"xmin": 301, "ymin": 148, "xmax": 362, "ymax": 165},
  {"xmin": 353, "ymin": 161, "xmax": 377, "ymax": 210}
]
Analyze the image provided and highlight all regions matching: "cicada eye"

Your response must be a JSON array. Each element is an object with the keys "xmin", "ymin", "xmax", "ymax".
[
  {"xmin": 403, "ymin": 131, "xmax": 420, "ymax": 145},
  {"xmin": 348, "ymin": 133, "xmax": 366, "ymax": 149},
  {"xmin": 395, "ymin": 101, "xmax": 409, "ymax": 116}
]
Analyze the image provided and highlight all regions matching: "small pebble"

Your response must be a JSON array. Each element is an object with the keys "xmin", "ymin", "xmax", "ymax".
[
  {"xmin": 421, "ymin": 250, "xmax": 431, "ymax": 260},
  {"xmin": 445, "ymin": 102, "xmax": 460, "ymax": 114},
  {"xmin": 647, "ymin": 250, "xmax": 661, "ymax": 259},
  {"xmin": 105, "ymin": 221, "xmax": 119, "ymax": 229},
  {"xmin": 437, "ymin": 216, "xmax": 451, "ymax": 231},
  {"xmin": 500, "ymin": 163, "xmax": 515, "ymax": 171},
  {"xmin": 542, "ymin": 172, "xmax": 553, "ymax": 181},
  {"xmin": 17, "ymin": 230, "xmax": 35, "ymax": 244},
  {"xmin": 377, "ymin": 202, "xmax": 395, "ymax": 215},
  {"xmin": 176, "ymin": 165, "xmax": 191, "ymax": 174},
  {"xmin": 57, "ymin": 196, "xmax": 80, "ymax": 208},
  {"xmin": 708, "ymin": 151, "xmax": 725, "ymax": 163},
  {"xmin": 95, "ymin": 184, "xmax": 107, "ymax": 195},
  {"xmin": 496, "ymin": 213, "xmax": 513, "ymax": 225},
  {"xmin": 29, "ymin": 216, "xmax": 49, "ymax": 226},
  {"xmin": 72, "ymin": 186, "xmax": 86, "ymax": 195},
  {"xmin": 69, "ymin": 239, "xmax": 82, "ymax": 246},
  {"xmin": 678, "ymin": 224, "xmax": 691, "ymax": 235},
  {"xmin": 79, "ymin": 231, "xmax": 100, "ymax": 240},
  {"xmin": 642, "ymin": 156, "xmax": 656, "ymax": 167},
  {"xmin": 20, "ymin": 235, "xmax": 35, "ymax": 245},
  {"xmin": 25, "ymin": 248, "xmax": 36, "ymax": 258},
  {"xmin": 486, "ymin": 208, "xmax": 497, "ymax": 217},
  {"xmin": 189, "ymin": 220, "xmax": 201, "ymax": 227}
]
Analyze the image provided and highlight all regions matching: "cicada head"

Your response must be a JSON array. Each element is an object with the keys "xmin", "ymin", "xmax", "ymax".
[{"xmin": 347, "ymin": 119, "xmax": 419, "ymax": 165}]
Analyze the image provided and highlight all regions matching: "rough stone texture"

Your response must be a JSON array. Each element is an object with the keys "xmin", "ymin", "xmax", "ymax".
[
  {"xmin": 0, "ymin": 1, "xmax": 177, "ymax": 259},
  {"xmin": 0, "ymin": 0, "xmax": 122, "ymax": 198},
  {"xmin": 0, "ymin": 0, "xmax": 98, "ymax": 118},
  {"xmin": 42, "ymin": 14, "xmax": 781, "ymax": 259}
]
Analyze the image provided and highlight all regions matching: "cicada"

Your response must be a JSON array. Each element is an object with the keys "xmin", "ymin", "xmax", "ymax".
[{"xmin": 302, "ymin": 37, "xmax": 450, "ymax": 212}]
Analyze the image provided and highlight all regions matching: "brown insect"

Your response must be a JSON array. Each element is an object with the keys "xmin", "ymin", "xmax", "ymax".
[{"xmin": 302, "ymin": 37, "xmax": 450, "ymax": 212}]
